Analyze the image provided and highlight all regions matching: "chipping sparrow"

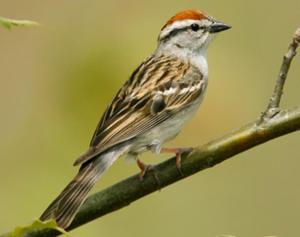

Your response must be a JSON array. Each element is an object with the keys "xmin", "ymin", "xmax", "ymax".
[{"xmin": 40, "ymin": 9, "xmax": 230, "ymax": 229}]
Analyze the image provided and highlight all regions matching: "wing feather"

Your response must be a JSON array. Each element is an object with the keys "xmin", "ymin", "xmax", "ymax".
[{"xmin": 74, "ymin": 55, "xmax": 204, "ymax": 166}]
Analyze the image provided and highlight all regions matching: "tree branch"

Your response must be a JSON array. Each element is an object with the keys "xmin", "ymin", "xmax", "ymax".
[
  {"xmin": 1, "ymin": 26, "xmax": 300, "ymax": 237},
  {"xmin": 261, "ymin": 26, "xmax": 300, "ymax": 121}
]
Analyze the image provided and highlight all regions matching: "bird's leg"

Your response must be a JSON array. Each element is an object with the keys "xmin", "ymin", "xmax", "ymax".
[
  {"xmin": 160, "ymin": 147, "xmax": 193, "ymax": 174},
  {"xmin": 136, "ymin": 158, "xmax": 153, "ymax": 181}
]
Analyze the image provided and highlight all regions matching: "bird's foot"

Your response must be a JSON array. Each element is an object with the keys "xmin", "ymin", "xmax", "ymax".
[
  {"xmin": 160, "ymin": 147, "xmax": 193, "ymax": 175},
  {"xmin": 136, "ymin": 159, "xmax": 153, "ymax": 181}
]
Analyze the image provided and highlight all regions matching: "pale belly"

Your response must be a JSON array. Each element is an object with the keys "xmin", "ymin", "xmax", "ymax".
[{"xmin": 127, "ymin": 94, "xmax": 204, "ymax": 156}]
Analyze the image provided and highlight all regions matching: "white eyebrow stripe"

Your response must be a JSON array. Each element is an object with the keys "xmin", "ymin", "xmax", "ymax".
[
  {"xmin": 159, "ymin": 19, "xmax": 212, "ymax": 40},
  {"xmin": 159, "ymin": 19, "xmax": 198, "ymax": 40}
]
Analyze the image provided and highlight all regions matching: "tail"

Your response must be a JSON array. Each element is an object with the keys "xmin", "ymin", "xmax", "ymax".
[{"xmin": 40, "ymin": 150, "xmax": 121, "ymax": 229}]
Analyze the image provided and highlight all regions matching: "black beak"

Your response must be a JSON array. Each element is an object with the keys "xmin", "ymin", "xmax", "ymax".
[{"xmin": 209, "ymin": 21, "xmax": 231, "ymax": 33}]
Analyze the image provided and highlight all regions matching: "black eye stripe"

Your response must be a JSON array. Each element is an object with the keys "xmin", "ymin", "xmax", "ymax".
[
  {"xmin": 161, "ymin": 24, "xmax": 205, "ymax": 42},
  {"xmin": 160, "ymin": 26, "xmax": 190, "ymax": 41}
]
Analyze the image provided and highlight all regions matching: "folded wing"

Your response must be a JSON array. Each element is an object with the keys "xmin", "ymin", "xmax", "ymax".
[{"xmin": 74, "ymin": 55, "xmax": 204, "ymax": 166}]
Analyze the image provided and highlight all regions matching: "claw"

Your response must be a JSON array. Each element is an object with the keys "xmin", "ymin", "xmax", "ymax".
[{"xmin": 136, "ymin": 159, "xmax": 153, "ymax": 181}]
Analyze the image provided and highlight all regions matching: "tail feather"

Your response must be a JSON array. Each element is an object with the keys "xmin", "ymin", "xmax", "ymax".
[
  {"xmin": 54, "ymin": 162, "xmax": 99, "ymax": 228},
  {"xmin": 40, "ymin": 149, "xmax": 124, "ymax": 229}
]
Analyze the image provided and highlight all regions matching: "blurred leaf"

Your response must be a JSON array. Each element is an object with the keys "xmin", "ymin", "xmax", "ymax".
[
  {"xmin": 5, "ymin": 219, "xmax": 68, "ymax": 237},
  {"xmin": 0, "ymin": 16, "xmax": 39, "ymax": 30}
]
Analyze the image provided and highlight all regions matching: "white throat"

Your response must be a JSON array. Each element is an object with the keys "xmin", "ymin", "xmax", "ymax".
[{"xmin": 155, "ymin": 44, "xmax": 209, "ymax": 79}]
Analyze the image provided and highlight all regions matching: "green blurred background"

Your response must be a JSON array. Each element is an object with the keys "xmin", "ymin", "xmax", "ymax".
[{"xmin": 1, "ymin": 0, "xmax": 300, "ymax": 236}]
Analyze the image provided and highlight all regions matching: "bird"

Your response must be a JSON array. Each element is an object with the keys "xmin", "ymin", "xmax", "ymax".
[{"xmin": 40, "ymin": 9, "xmax": 231, "ymax": 229}]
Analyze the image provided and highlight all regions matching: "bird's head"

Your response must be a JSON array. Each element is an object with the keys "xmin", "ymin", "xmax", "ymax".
[{"xmin": 157, "ymin": 10, "xmax": 231, "ymax": 56}]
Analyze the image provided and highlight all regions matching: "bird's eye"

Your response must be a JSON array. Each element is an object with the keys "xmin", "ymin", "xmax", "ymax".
[{"xmin": 190, "ymin": 23, "xmax": 200, "ymax": 31}]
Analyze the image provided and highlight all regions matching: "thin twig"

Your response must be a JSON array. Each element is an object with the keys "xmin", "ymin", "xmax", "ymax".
[{"xmin": 261, "ymin": 26, "xmax": 300, "ymax": 121}]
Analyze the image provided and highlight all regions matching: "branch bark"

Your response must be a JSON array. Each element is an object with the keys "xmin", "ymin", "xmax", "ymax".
[{"xmin": 2, "ymin": 26, "xmax": 300, "ymax": 237}]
